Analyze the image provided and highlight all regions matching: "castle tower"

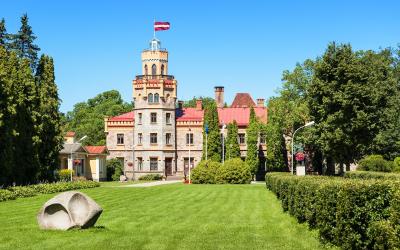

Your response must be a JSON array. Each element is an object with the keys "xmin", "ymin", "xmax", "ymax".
[{"xmin": 132, "ymin": 38, "xmax": 178, "ymax": 178}]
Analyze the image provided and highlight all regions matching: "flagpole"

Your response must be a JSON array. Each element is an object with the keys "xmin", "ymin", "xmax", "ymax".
[{"xmin": 153, "ymin": 18, "xmax": 156, "ymax": 38}]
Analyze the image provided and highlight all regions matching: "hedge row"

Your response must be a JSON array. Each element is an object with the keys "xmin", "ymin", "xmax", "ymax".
[
  {"xmin": 138, "ymin": 174, "xmax": 163, "ymax": 181},
  {"xmin": 344, "ymin": 171, "xmax": 400, "ymax": 180},
  {"xmin": 266, "ymin": 173, "xmax": 400, "ymax": 249},
  {"xmin": 0, "ymin": 181, "xmax": 100, "ymax": 202}
]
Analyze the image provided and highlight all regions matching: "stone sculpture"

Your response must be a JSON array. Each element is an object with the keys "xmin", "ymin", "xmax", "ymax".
[{"xmin": 37, "ymin": 191, "xmax": 102, "ymax": 230}]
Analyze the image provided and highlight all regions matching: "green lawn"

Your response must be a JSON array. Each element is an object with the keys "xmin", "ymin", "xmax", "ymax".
[
  {"xmin": 99, "ymin": 180, "xmax": 155, "ymax": 187},
  {"xmin": 0, "ymin": 184, "xmax": 335, "ymax": 250}
]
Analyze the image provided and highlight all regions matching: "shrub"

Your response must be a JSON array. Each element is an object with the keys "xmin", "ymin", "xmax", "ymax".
[
  {"xmin": 106, "ymin": 158, "xmax": 124, "ymax": 181},
  {"xmin": 216, "ymin": 158, "xmax": 252, "ymax": 184},
  {"xmin": 7, "ymin": 186, "xmax": 37, "ymax": 198},
  {"xmin": 393, "ymin": 157, "xmax": 400, "ymax": 172},
  {"xmin": 0, "ymin": 189, "xmax": 17, "ymax": 202},
  {"xmin": 191, "ymin": 160, "xmax": 221, "ymax": 184},
  {"xmin": 138, "ymin": 174, "xmax": 163, "ymax": 181},
  {"xmin": 344, "ymin": 171, "xmax": 400, "ymax": 180},
  {"xmin": 58, "ymin": 169, "xmax": 74, "ymax": 182},
  {"xmin": 358, "ymin": 155, "xmax": 394, "ymax": 172},
  {"xmin": 265, "ymin": 172, "xmax": 400, "ymax": 249}
]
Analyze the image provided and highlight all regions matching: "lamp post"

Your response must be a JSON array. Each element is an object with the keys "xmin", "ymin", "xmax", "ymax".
[
  {"xmin": 222, "ymin": 123, "xmax": 226, "ymax": 164},
  {"xmin": 205, "ymin": 123, "xmax": 209, "ymax": 161},
  {"xmin": 188, "ymin": 127, "xmax": 191, "ymax": 184},
  {"xmin": 291, "ymin": 122, "xmax": 314, "ymax": 175},
  {"xmin": 70, "ymin": 135, "xmax": 88, "ymax": 181}
]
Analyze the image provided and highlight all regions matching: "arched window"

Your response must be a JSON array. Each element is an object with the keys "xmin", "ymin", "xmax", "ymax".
[
  {"xmin": 152, "ymin": 64, "xmax": 157, "ymax": 76},
  {"xmin": 154, "ymin": 93, "xmax": 159, "ymax": 103},
  {"xmin": 144, "ymin": 64, "xmax": 148, "ymax": 75},
  {"xmin": 161, "ymin": 64, "xmax": 164, "ymax": 75},
  {"xmin": 148, "ymin": 93, "xmax": 153, "ymax": 103}
]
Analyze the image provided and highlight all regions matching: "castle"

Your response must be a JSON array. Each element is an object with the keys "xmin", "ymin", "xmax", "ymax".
[{"xmin": 104, "ymin": 38, "xmax": 268, "ymax": 180}]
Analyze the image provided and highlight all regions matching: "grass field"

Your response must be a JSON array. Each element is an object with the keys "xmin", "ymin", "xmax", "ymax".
[{"xmin": 0, "ymin": 183, "xmax": 335, "ymax": 250}]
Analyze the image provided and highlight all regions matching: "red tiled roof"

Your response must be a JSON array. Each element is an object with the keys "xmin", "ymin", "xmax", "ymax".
[
  {"xmin": 65, "ymin": 131, "xmax": 75, "ymax": 137},
  {"xmin": 176, "ymin": 108, "xmax": 204, "ymax": 121},
  {"xmin": 231, "ymin": 93, "xmax": 256, "ymax": 108},
  {"xmin": 218, "ymin": 107, "xmax": 267, "ymax": 126},
  {"xmin": 108, "ymin": 111, "xmax": 134, "ymax": 121},
  {"xmin": 84, "ymin": 146, "xmax": 107, "ymax": 154}
]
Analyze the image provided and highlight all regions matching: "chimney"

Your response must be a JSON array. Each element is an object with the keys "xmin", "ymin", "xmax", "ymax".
[
  {"xmin": 214, "ymin": 86, "xmax": 224, "ymax": 108},
  {"xmin": 257, "ymin": 98, "xmax": 265, "ymax": 107},
  {"xmin": 196, "ymin": 99, "xmax": 202, "ymax": 110},
  {"xmin": 178, "ymin": 100, "xmax": 184, "ymax": 109}
]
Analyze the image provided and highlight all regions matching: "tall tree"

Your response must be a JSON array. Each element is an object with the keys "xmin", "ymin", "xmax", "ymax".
[
  {"xmin": 65, "ymin": 90, "xmax": 133, "ymax": 146},
  {"xmin": 35, "ymin": 55, "xmax": 63, "ymax": 181},
  {"xmin": 0, "ymin": 18, "xmax": 9, "ymax": 48},
  {"xmin": 202, "ymin": 101, "xmax": 222, "ymax": 162},
  {"xmin": 183, "ymin": 96, "xmax": 214, "ymax": 108},
  {"xmin": 225, "ymin": 120, "xmax": 241, "ymax": 159},
  {"xmin": 10, "ymin": 14, "xmax": 40, "ymax": 71},
  {"xmin": 246, "ymin": 107, "xmax": 259, "ymax": 175}
]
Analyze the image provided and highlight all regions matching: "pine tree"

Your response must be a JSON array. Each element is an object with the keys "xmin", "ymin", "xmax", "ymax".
[
  {"xmin": 246, "ymin": 107, "xmax": 259, "ymax": 175},
  {"xmin": 226, "ymin": 120, "xmax": 241, "ymax": 159},
  {"xmin": 10, "ymin": 14, "xmax": 40, "ymax": 71},
  {"xmin": 203, "ymin": 101, "xmax": 222, "ymax": 162},
  {"xmin": 35, "ymin": 55, "xmax": 63, "ymax": 181},
  {"xmin": 0, "ymin": 18, "xmax": 9, "ymax": 48}
]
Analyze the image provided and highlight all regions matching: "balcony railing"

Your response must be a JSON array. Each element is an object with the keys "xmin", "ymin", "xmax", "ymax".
[{"xmin": 136, "ymin": 75, "xmax": 174, "ymax": 80}]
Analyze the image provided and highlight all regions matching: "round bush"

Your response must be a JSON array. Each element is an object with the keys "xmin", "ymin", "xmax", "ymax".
[
  {"xmin": 358, "ymin": 155, "xmax": 393, "ymax": 172},
  {"xmin": 191, "ymin": 160, "xmax": 221, "ymax": 184},
  {"xmin": 216, "ymin": 158, "xmax": 252, "ymax": 184}
]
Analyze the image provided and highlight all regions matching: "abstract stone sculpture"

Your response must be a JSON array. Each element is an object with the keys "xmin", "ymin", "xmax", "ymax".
[{"xmin": 37, "ymin": 191, "xmax": 102, "ymax": 230}]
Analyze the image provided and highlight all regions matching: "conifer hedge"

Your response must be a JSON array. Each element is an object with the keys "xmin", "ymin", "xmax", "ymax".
[{"xmin": 266, "ymin": 172, "xmax": 400, "ymax": 249}]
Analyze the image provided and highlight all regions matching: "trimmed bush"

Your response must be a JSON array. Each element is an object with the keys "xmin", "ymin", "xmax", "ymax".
[
  {"xmin": 0, "ymin": 189, "xmax": 17, "ymax": 202},
  {"xmin": 344, "ymin": 171, "xmax": 400, "ymax": 180},
  {"xmin": 265, "ymin": 172, "xmax": 400, "ymax": 249},
  {"xmin": 216, "ymin": 158, "xmax": 252, "ymax": 184},
  {"xmin": 358, "ymin": 154, "xmax": 394, "ymax": 172},
  {"xmin": 58, "ymin": 169, "xmax": 73, "ymax": 182},
  {"xmin": 0, "ymin": 181, "xmax": 100, "ymax": 202},
  {"xmin": 191, "ymin": 160, "xmax": 221, "ymax": 184},
  {"xmin": 138, "ymin": 174, "xmax": 163, "ymax": 181}
]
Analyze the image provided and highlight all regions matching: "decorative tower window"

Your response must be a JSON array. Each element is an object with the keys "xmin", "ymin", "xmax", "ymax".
[
  {"xmin": 154, "ymin": 93, "xmax": 159, "ymax": 103},
  {"xmin": 148, "ymin": 93, "xmax": 153, "ymax": 103},
  {"xmin": 161, "ymin": 64, "xmax": 164, "ymax": 75},
  {"xmin": 144, "ymin": 65, "xmax": 148, "ymax": 75},
  {"xmin": 152, "ymin": 64, "xmax": 156, "ymax": 76}
]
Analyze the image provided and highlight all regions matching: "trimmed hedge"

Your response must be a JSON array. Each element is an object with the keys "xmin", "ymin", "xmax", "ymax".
[
  {"xmin": 191, "ymin": 160, "xmax": 221, "ymax": 184},
  {"xmin": 344, "ymin": 171, "xmax": 400, "ymax": 180},
  {"xmin": 266, "ymin": 173, "xmax": 400, "ymax": 249},
  {"xmin": 138, "ymin": 174, "xmax": 163, "ymax": 181},
  {"xmin": 215, "ymin": 158, "xmax": 252, "ymax": 184},
  {"xmin": 0, "ymin": 181, "xmax": 100, "ymax": 202}
]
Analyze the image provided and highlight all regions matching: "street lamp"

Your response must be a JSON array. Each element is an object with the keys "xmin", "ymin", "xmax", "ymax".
[
  {"xmin": 291, "ymin": 121, "xmax": 314, "ymax": 175},
  {"xmin": 70, "ymin": 135, "xmax": 88, "ymax": 181},
  {"xmin": 188, "ymin": 127, "xmax": 191, "ymax": 184}
]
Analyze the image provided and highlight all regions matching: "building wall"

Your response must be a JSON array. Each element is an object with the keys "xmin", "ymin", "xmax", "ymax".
[{"xmin": 106, "ymin": 127, "xmax": 134, "ymax": 178}]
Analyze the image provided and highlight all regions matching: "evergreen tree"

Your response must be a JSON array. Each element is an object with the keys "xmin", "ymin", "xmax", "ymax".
[
  {"xmin": 0, "ymin": 18, "xmax": 9, "ymax": 48},
  {"xmin": 35, "ymin": 55, "xmax": 63, "ymax": 181},
  {"xmin": 202, "ymin": 101, "xmax": 222, "ymax": 162},
  {"xmin": 246, "ymin": 107, "xmax": 259, "ymax": 175},
  {"xmin": 226, "ymin": 120, "xmax": 241, "ymax": 159},
  {"xmin": 10, "ymin": 14, "xmax": 40, "ymax": 71}
]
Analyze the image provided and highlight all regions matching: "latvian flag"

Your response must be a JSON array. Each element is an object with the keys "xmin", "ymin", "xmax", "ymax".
[{"xmin": 154, "ymin": 21, "xmax": 170, "ymax": 31}]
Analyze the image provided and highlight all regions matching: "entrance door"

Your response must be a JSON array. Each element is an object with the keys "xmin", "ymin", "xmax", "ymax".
[{"xmin": 165, "ymin": 158, "xmax": 173, "ymax": 176}]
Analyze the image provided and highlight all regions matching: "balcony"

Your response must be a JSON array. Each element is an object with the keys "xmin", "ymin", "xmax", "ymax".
[
  {"xmin": 134, "ymin": 75, "xmax": 175, "ymax": 88},
  {"xmin": 136, "ymin": 75, "xmax": 174, "ymax": 80}
]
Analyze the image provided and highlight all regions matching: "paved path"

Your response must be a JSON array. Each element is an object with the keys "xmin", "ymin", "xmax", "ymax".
[{"xmin": 122, "ymin": 180, "xmax": 181, "ymax": 187}]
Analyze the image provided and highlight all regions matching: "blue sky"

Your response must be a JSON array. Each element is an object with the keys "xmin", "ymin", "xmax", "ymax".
[{"xmin": 2, "ymin": 0, "xmax": 400, "ymax": 113}]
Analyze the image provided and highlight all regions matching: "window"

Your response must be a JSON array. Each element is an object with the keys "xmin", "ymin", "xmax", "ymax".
[
  {"xmin": 166, "ymin": 113, "xmax": 171, "ymax": 124},
  {"xmin": 137, "ymin": 157, "xmax": 143, "ymax": 171},
  {"xmin": 138, "ymin": 113, "xmax": 142, "ymax": 124},
  {"xmin": 117, "ymin": 134, "xmax": 124, "ymax": 145},
  {"xmin": 238, "ymin": 133, "xmax": 245, "ymax": 144},
  {"xmin": 150, "ymin": 157, "xmax": 158, "ymax": 171},
  {"xmin": 151, "ymin": 113, "xmax": 157, "ymax": 123},
  {"xmin": 150, "ymin": 133, "xmax": 158, "ymax": 144},
  {"xmin": 260, "ymin": 133, "xmax": 266, "ymax": 144},
  {"xmin": 138, "ymin": 133, "xmax": 142, "ymax": 144},
  {"xmin": 148, "ymin": 93, "xmax": 153, "ymax": 103},
  {"xmin": 161, "ymin": 64, "xmax": 164, "ymax": 75},
  {"xmin": 144, "ymin": 64, "xmax": 148, "ymax": 75},
  {"xmin": 154, "ymin": 93, "xmax": 159, "ymax": 103},
  {"xmin": 166, "ymin": 133, "xmax": 171, "ymax": 145},
  {"xmin": 152, "ymin": 64, "xmax": 156, "ymax": 76},
  {"xmin": 186, "ymin": 133, "xmax": 194, "ymax": 145}
]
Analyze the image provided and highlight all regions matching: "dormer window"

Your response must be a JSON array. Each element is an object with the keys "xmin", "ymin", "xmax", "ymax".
[
  {"xmin": 154, "ymin": 93, "xmax": 159, "ymax": 103},
  {"xmin": 148, "ymin": 93, "xmax": 153, "ymax": 103}
]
